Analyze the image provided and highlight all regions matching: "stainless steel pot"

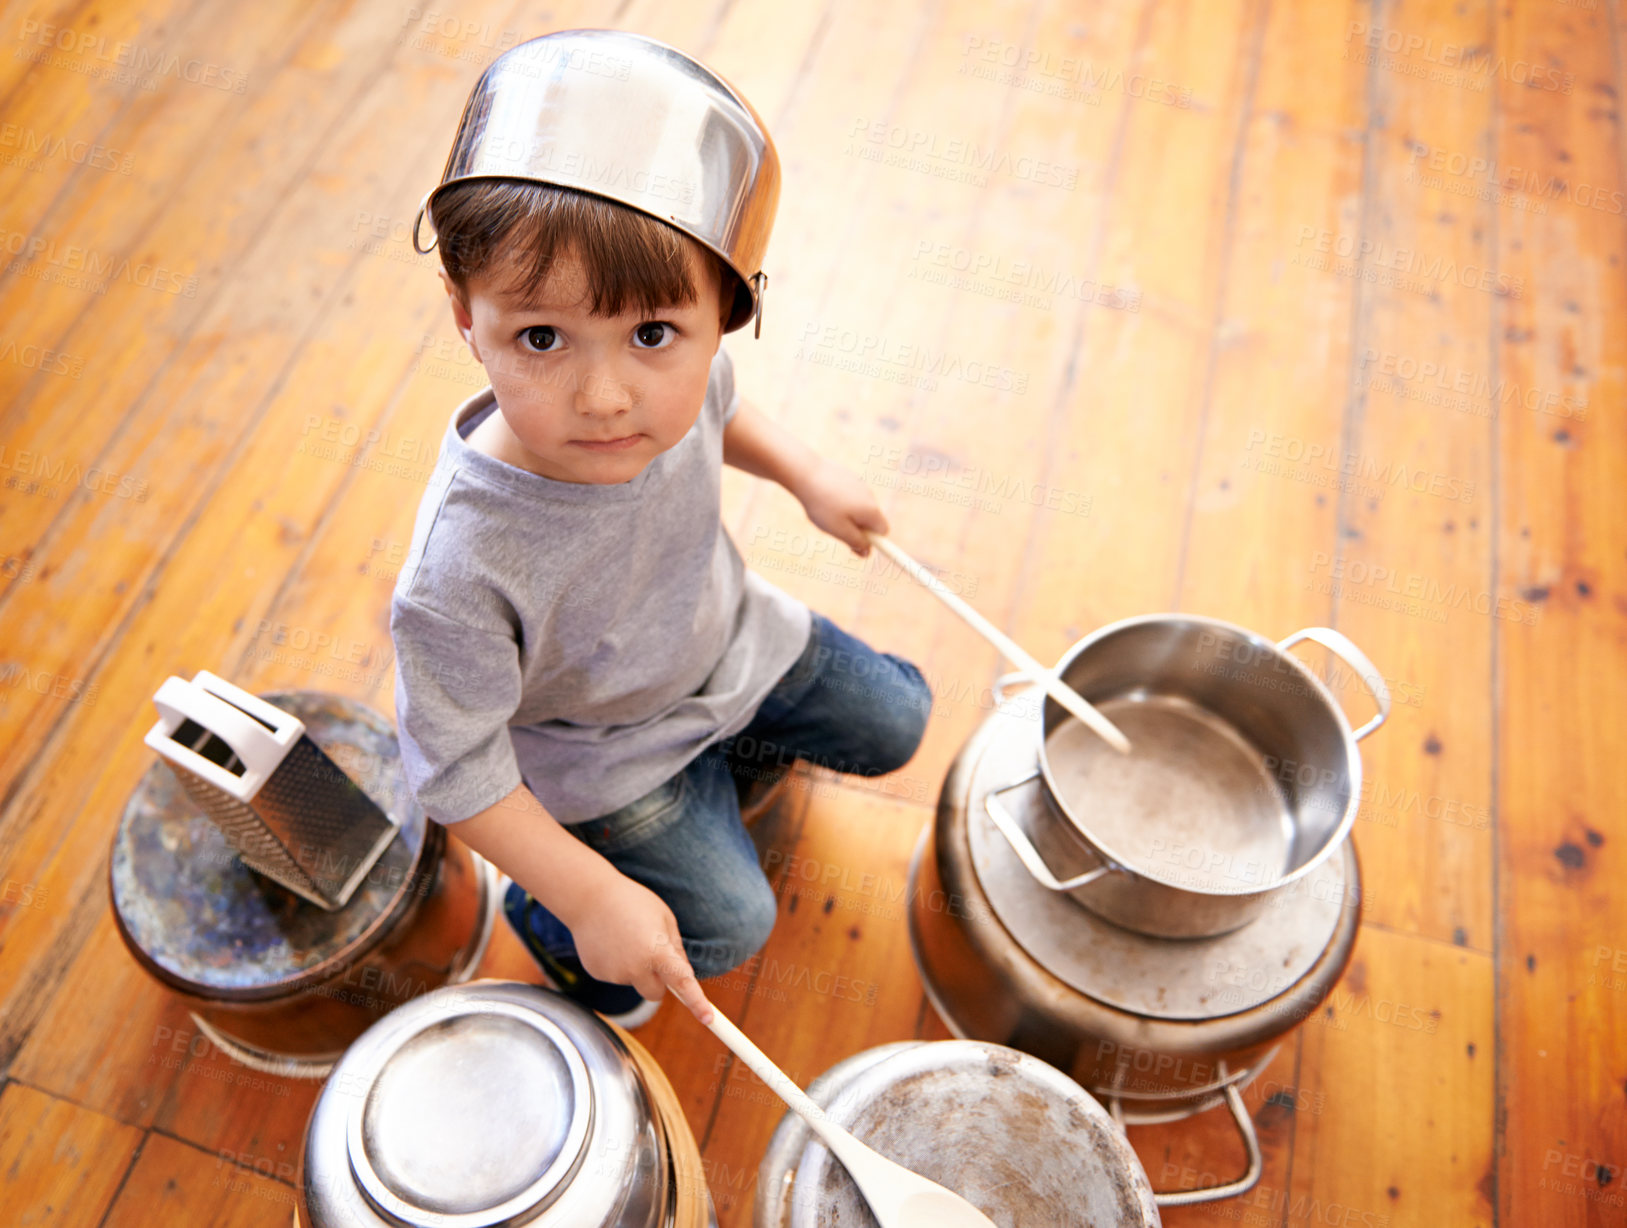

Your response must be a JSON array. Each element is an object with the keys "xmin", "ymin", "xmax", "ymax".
[
  {"xmin": 110, "ymin": 690, "xmax": 498, "ymax": 1078},
  {"xmin": 754, "ymin": 1040, "xmax": 1161, "ymax": 1227},
  {"xmin": 297, "ymin": 979, "xmax": 706, "ymax": 1228},
  {"xmin": 413, "ymin": 29, "xmax": 779, "ymax": 337},
  {"xmin": 985, "ymin": 615, "xmax": 1389, "ymax": 938},
  {"xmin": 908, "ymin": 689, "xmax": 1363, "ymax": 1206}
]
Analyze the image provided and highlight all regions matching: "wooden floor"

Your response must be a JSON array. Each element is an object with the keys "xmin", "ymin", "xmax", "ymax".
[{"xmin": 0, "ymin": 0, "xmax": 1621, "ymax": 1224}]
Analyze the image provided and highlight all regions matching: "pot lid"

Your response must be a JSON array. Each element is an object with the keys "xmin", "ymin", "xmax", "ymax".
[
  {"xmin": 961, "ymin": 701, "xmax": 1355, "ymax": 1021},
  {"xmin": 786, "ymin": 1041, "xmax": 1159, "ymax": 1227},
  {"xmin": 346, "ymin": 1001, "xmax": 593, "ymax": 1226},
  {"xmin": 109, "ymin": 691, "xmax": 430, "ymax": 998}
]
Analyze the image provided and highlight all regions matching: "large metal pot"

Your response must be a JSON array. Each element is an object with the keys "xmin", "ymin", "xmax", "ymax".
[
  {"xmin": 110, "ymin": 690, "xmax": 498, "ymax": 1077},
  {"xmin": 296, "ymin": 979, "xmax": 715, "ymax": 1228},
  {"xmin": 984, "ymin": 615, "xmax": 1388, "ymax": 938},
  {"xmin": 908, "ymin": 687, "xmax": 1363, "ymax": 1205},
  {"xmin": 754, "ymin": 1039, "xmax": 1161, "ymax": 1227}
]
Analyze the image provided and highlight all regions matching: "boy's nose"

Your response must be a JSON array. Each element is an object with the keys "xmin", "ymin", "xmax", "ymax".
[{"xmin": 574, "ymin": 364, "xmax": 634, "ymax": 413}]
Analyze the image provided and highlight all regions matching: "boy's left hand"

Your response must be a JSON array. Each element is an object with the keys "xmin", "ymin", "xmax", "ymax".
[{"xmin": 796, "ymin": 457, "xmax": 889, "ymax": 556}]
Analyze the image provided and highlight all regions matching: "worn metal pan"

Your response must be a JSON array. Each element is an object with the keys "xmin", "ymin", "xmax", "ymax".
[{"xmin": 984, "ymin": 614, "xmax": 1389, "ymax": 938}]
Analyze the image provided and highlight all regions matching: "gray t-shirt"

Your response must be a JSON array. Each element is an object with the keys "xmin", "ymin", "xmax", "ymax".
[{"xmin": 389, "ymin": 344, "xmax": 813, "ymax": 826}]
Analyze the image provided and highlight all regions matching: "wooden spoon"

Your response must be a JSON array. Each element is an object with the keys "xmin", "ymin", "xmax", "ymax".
[
  {"xmin": 705, "ymin": 1007, "xmax": 999, "ymax": 1228},
  {"xmin": 862, "ymin": 530, "xmax": 1132, "ymax": 754}
]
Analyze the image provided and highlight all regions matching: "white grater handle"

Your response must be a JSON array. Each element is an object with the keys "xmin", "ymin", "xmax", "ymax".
[{"xmin": 146, "ymin": 676, "xmax": 291, "ymax": 798}]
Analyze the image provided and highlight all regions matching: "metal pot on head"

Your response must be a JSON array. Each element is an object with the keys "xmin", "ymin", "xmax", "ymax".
[{"xmin": 984, "ymin": 615, "xmax": 1389, "ymax": 939}]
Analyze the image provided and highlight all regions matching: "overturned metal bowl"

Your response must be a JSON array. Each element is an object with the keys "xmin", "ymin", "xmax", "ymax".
[
  {"xmin": 297, "ymin": 980, "xmax": 674, "ymax": 1228},
  {"xmin": 413, "ymin": 28, "xmax": 779, "ymax": 335}
]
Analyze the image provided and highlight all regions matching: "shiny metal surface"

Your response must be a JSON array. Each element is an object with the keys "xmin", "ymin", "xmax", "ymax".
[
  {"xmin": 114, "ymin": 691, "xmax": 428, "ymax": 994},
  {"xmin": 1046, "ymin": 695, "xmax": 1295, "ymax": 892},
  {"xmin": 352, "ymin": 1005, "xmax": 590, "ymax": 1222},
  {"xmin": 110, "ymin": 690, "xmax": 497, "ymax": 1076},
  {"xmin": 906, "ymin": 687, "xmax": 1361, "ymax": 1109},
  {"xmin": 996, "ymin": 615, "xmax": 1387, "ymax": 937},
  {"xmin": 414, "ymin": 29, "xmax": 779, "ymax": 336},
  {"xmin": 970, "ymin": 698, "xmax": 1349, "ymax": 1019},
  {"xmin": 146, "ymin": 673, "xmax": 401, "ymax": 910},
  {"xmin": 299, "ymin": 980, "xmax": 668, "ymax": 1228},
  {"xmin": 754, "ymin": 1041, "xmax": 1160, "ymax": 1228}
]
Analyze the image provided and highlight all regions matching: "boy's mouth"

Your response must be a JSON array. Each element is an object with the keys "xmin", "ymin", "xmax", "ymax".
[{"xmin": 572, "ymin": 433, "xmax": 643, "ymax": 452}]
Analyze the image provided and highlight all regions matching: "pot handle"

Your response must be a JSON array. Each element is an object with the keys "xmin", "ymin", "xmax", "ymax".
[
  {"xmin": 1111, "ymin": 1065, "xmax": 1263, "ymax": 1207},
  {"xmin": 989, "ymin": 670, "xmax": 1029, "ymax": 706},
  {"xmin": 146, "ymin": 676, "xmax": 288, "ymax": 796},
  {"xmin": 984, "ymin": 769, "xmax": 1114, "ymax": 892},
  {"xmin": 1278, "ymin": 627, "xmax": 1392, "ymax": 741}
]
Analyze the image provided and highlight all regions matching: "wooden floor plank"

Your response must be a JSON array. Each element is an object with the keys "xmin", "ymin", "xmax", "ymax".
[
  {"xmin": 658, "ymin": 0, "xmax": 1030, "ymax": 1213},
  {"xmin": 0, "ymin": 1, "xmax": 1616, "ymax": 1225},
  {"xmin": 102, "ymin": 1129, "xmax": 297, "ymax": 1228},
  {"xmin": 1492, "ymin": 0, "xmax": 1627, "ymax": 1223},
  {"xmin": 0, "ymin": 0, "xmax": 413, "ymax": 782},
  {"xmin": 0, "ymin": 0, "xmax": 562, "ymax": 1066},
  {"xmin": 1312, "ymin": 0, "xmax": 1500, "ymax": 955},
  {"xmin": 0, "ymin": 1080, "xmax": 144, "ymax": 1227},
  {"xmin": 1293, "ymin": 925, "xmax": 1495, "ymax": 1226},
  {"xmin": 0, "ymin": 0, "xmax": 334, "ymax": 501}
]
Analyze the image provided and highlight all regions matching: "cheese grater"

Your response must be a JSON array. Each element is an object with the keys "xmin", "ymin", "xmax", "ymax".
[{"xmin": 143, "ymin": 670, "xmax": 400, "ymax": 911}]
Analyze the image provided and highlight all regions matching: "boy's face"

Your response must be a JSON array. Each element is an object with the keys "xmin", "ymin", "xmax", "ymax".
[{"xmin": 441, "ymin": 240, "xmax": 726, "ymax": 485}]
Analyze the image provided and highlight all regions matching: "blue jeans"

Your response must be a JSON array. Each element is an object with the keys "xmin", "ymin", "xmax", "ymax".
[{"xmin": 529, "ymin": 610, "xmax": 932, "ymax": 980}]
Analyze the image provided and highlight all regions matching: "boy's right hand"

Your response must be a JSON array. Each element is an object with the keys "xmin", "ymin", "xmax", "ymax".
[{"xmin": 569, "ymin": 874, "xmax": 715, "ymax": 1026}]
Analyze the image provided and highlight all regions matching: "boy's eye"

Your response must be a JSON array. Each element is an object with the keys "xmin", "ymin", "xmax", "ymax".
[
  {"xmin": 634, "ymin": 322, "xmax": 675, "ymax": 349},
  {"xmin": 520, "ymin": 326, "xmax": 557, "ymax": 352}
]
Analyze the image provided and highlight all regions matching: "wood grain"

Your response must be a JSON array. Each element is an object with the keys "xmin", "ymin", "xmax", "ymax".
[{"xmin": 0, "ymin": 1, "xmax": 1616, "ymax": 1226}]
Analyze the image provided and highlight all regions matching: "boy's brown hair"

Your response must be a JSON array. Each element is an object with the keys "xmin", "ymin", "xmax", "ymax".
[{"xmin": 430, "ymin": 181, "xmax": 737, "ymax": 329}]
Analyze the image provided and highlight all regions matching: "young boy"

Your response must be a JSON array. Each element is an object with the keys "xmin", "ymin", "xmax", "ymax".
[{"xmin": 390, "ymin": 31, "xmax": 933, "ymax": 1028}]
